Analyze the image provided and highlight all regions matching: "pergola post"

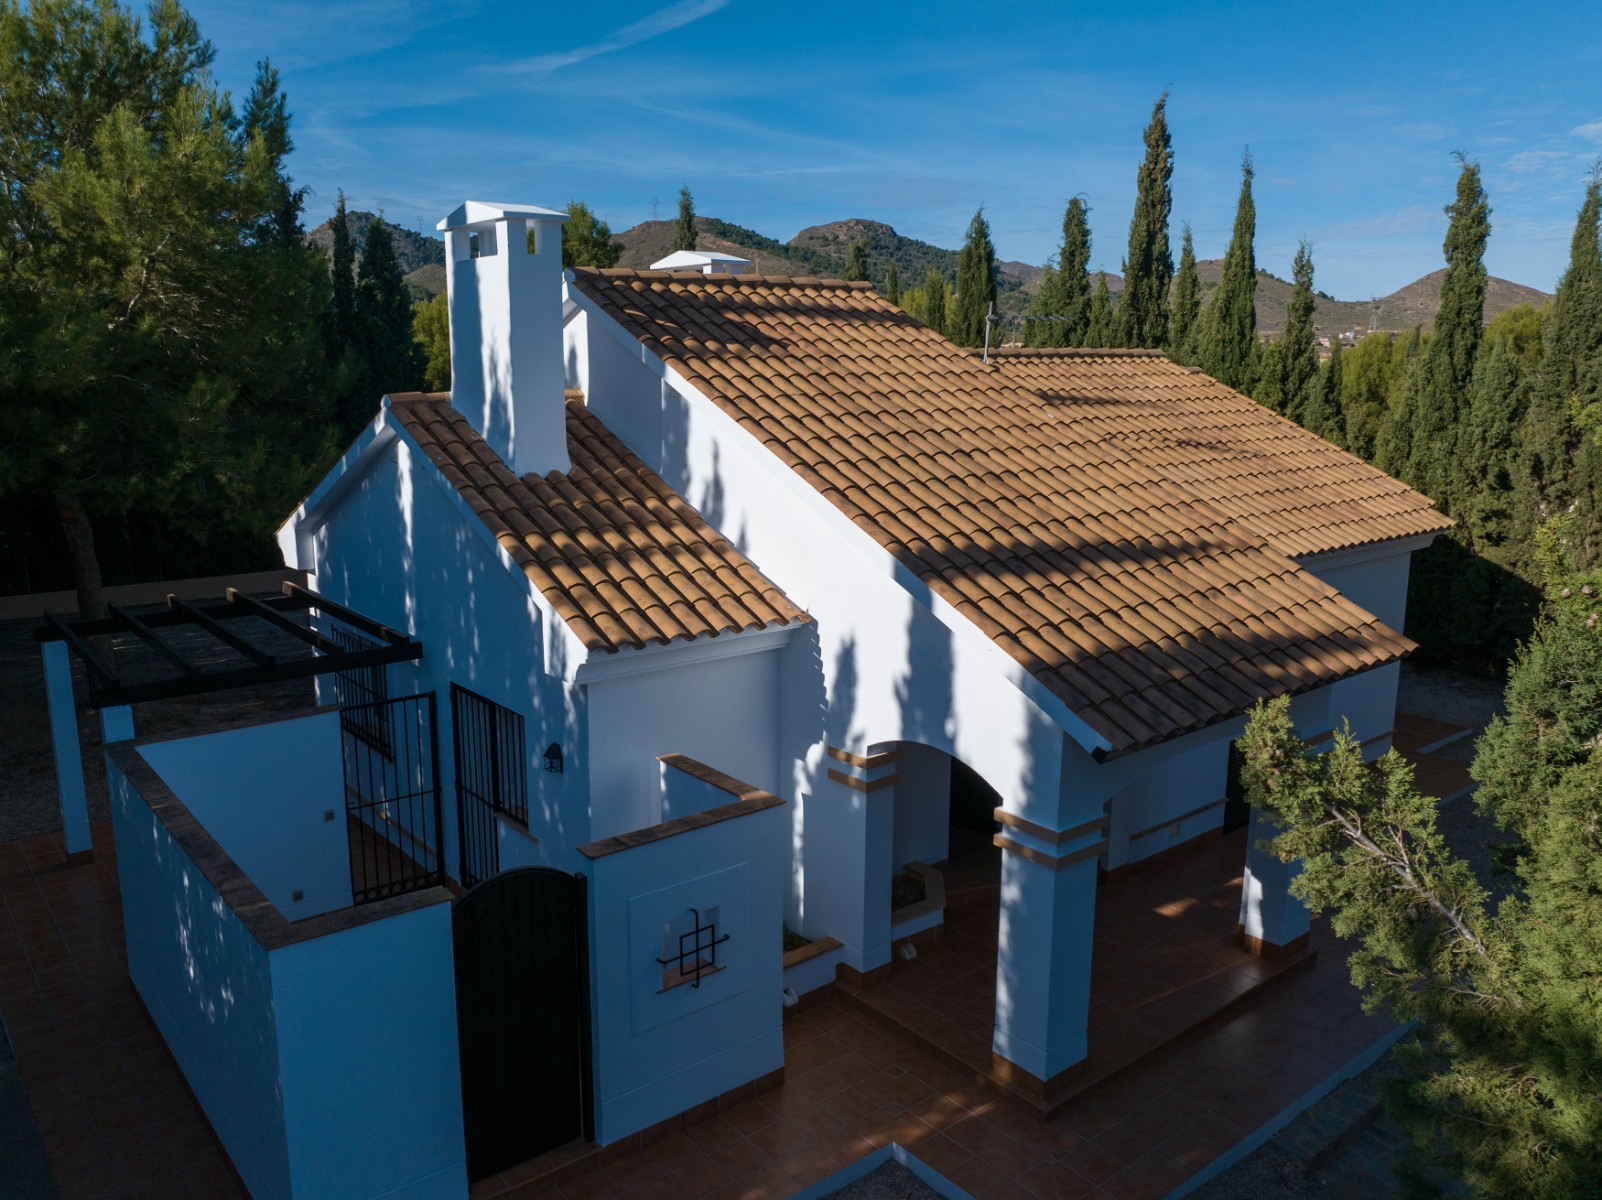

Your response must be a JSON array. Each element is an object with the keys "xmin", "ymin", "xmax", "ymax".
[
  {"xmin": 41, "ymin": 639, "xmax": 93, "ymax": 865},
  {"xmin": 100, "ymin": 706, "xmax": 135, "ymax": 746}
]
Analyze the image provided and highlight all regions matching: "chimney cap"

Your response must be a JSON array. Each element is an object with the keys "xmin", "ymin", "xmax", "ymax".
[
  {"xmin": 437, "ymin": 201, "xmax": 568, "ymax": 233},
  {"xmin": 650, "ymin": 250, "xmax": 752, "ymax": 274}
]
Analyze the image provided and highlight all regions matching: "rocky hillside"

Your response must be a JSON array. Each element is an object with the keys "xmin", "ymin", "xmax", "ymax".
[{"xmin": 305, "ymin": 209, "xmax": 445, "ymax": 299}]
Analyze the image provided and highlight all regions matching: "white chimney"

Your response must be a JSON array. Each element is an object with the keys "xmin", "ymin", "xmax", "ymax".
[{"xmin": 436, "ymin": 201, "xmax": 570, "ymax": 476}]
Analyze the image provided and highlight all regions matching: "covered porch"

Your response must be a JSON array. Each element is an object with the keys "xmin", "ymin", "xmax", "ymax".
[{"xmin": 846, "ymin": 824, "xmax": 1314, "ymax": 1114}]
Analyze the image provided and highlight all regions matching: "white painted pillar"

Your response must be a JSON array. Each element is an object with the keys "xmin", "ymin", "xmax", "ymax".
[
  {"xmin": 1238, "ymin": 805, "xmax": 1310, "ymax": 951},
  {"xmin": 100, "ymin": 705, "xmax": 135, "ymax": 746},
  {"xmin": 992, "ymin": 833, "xmax": 1099, "ymax": 1083},
  {"xmin": 42, "ymin": 640, "xmax": 93, "ymax": 862},
  {"xmin": 802, "ymin": 773, "xmax": 893, "ymax": 976}
]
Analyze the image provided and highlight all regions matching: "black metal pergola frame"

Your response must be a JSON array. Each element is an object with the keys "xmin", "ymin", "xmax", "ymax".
[{"xmin": 35, "ymin": 581, "xmax": 423, "ymax": 709}]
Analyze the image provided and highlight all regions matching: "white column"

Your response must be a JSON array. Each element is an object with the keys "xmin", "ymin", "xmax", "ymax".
[
  {"xmin": 1238, "ymin": 805, "xmax": 1310, "ymax": 951},
  {"xmin": 992, "ymin": 833, "xmax": 1099, "ymax": 1083},
  {"xmin": 42, "ymin": 640, "xmax": 93, "ymax": 862},
  {"xmin": 100, "ymin": 705, "xmax": 135, "ymax": 746},
  {"xmin": 802, "ymin": 773, "xmax": 893, "ymax": 976}
]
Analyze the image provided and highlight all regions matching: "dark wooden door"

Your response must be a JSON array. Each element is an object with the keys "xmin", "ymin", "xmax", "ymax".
[{"xmin": 452, "ymin": 868, "xmax": 593, "ymax": 1181}]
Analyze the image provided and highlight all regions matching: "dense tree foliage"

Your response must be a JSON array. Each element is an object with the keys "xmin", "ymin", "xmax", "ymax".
[
  {"xmin": 949, "ymin": 208, "xmax": 997, "ymax": 347},
  {"xmin": 348, "ymin": 217, "xmax": 422, "ymax": 433},
  {"xmin": 1195, "ymin": 155, "xmax": 1258, "ymax": 391},
  {"xmin": 1028, "ymin": 196, "xmax": 1091, "ymax": 347},
  {"xmin": 1169, "ymin": 224, "xmax": 1201, "ymax": 362},
  {"xmin": 328, "ymin": 190, "xmax": 357, "ymax": 352},
  {"xmin": 1117, "ymin": 94, "xmax": 1173, "ymax": 349},
  {"xmin": 672, "ymin": 184, "xmax": 696, "ymax": 252},
  {"xmin": 1277, "ymin": 242, "xmax": 1320, "ymax": 423},
  {"xmin": 884, "ymin": 261, "xmax": 899, "ymax": 304},
  {"xmin": 1085, "ymin": 271, "xmax": 1114, "ymax": 347},
  {"xmin": 843, "ymin": 237, "xmax": 868, "ymax": 282},
  {"xmin": 1240, "ymin": 572, "xmax": 1602, "ymax": 1198},
  {"xmin": 412, "ymin": 293, "xmax": 449, "ymax": 392},
  {"xmin": 0, "ymin": 0, "xmax": 334, "ymax": 616},
  {"xmin": 561, "ymin": 199, "xmax": 620, "ymax": 268},
  {"xmin": 903, "ymin": 267, "xmax": 949, "ymax": 336}
]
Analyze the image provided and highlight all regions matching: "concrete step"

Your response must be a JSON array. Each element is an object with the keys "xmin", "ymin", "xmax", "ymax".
[{"xmin": 1270, "ymin": 1069, "xmax": 1389, "ymax": 1171}]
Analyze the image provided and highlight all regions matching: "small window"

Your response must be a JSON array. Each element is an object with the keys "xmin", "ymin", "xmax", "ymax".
[{"xmin": 658, "ymin": 906, "xmax": 728, "ymax": 991}]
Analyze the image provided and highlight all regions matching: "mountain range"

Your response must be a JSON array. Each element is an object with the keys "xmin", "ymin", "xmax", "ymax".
[{"xmin": 304, "ymin": 211, "xmax": 1552, "ymax": 338}]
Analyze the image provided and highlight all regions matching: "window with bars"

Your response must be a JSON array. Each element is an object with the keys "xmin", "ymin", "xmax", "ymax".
[
  {"xmin": 333, "ymin": 626, "xmax": 391, "ymax": 755},
  {"xmin": 657, "ymin": 906, "xmax": 729, "ymax": 991}
]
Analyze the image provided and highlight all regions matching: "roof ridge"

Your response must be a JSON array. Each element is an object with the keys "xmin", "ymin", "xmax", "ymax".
[{"xmin": 573, "ymin": 266, "xmax": 877, "ymax": 290}]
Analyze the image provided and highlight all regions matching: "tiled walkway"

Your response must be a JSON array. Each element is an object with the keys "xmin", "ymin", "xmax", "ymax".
[{"xmin": 1, "ymin": 824, "xmax": 1394, "ymax": 1200}]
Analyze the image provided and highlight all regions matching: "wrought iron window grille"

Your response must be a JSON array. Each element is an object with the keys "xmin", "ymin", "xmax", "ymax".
[{"xmin": 657, "ymin": 907, "xmax": 729, "ymax": 990}]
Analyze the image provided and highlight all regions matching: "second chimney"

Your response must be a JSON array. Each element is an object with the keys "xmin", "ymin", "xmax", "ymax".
[{"xmin": 437, "ymin": 201, "xmax": 570, "ymax": 476}]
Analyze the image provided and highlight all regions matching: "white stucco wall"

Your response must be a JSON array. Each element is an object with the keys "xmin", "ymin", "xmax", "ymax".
[
  {"xmin": 585, "ymin": 645, "xmax": 783, "ymax": 838},
  {"xmin": 273, "ymin": 907, "xmax": 467, "ymax": 1200},
  {"xmin": 1301, "ymin": 546, "xmax": 1416, "ymax": 757},
  {"xmin": 109, "ymin": 757, "xmax": 292, "ymax": 1200},
  {"xmin": 297, "ymin": 434, "xmax": 590, "ymax": 872},
  {"xmin": 137, "ymin": 714, "xmax": 350, "ymax": 919},
  {"xmin": 891, "ymin": 742, "xmax": 952, "ymax": 871},
  {"xmin": 586, "ymin": 794, "xmax": 786, "ymax": 1144}
]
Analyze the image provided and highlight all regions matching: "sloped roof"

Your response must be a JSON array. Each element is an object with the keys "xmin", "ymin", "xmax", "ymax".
[
  {"xmin": 387, "ymin": 393, "xmax": 806, "ymax": 653},
  {"xmin": 569, "ymin": 269, "xmax": 1421, "ymax": 755},
  {"xmin": 987, "ymin": 348, "xmax": 1452, "ymax": 558}
]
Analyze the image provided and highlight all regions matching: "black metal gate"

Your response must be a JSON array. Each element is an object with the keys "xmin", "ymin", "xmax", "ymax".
[
  {"xmin": 341, "ymin": 692, "xmax": 445, "ymax": 904},
  {"xmin": 450, "ymin": 684, "xmax": 528, "ymax": 888},
  {"xmin": 453, "ymin": 868, "xmax": 593, "ymax": 1181}
]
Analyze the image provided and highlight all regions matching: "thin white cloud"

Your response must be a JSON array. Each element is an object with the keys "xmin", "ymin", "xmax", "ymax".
[
  {"xmin": 1572, "ymin": 119, "xmax": 1602, "ymax": 140},
  {"xmin": 497, "ymin": 0, "xmax": 732, "ymax": 79}
]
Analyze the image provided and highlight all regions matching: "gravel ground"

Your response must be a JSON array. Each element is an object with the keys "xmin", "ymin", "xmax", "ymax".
[{"xmin": 820, "ymin": 1161, "xmax": 947, "ymax": 1199}]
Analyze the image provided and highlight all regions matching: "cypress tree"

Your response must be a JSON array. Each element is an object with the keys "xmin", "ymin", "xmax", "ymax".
[
  {"xmin": 921, "ymin": 267, "xmax": 948, "ymax": 336},
  {"xmin": 352, "ymin": 217, "xmax": 422, "ymax": 434},
  {"xmin": 1520, "ymin": 176, "xmax": 1602, "ymax": 547},
  {"xmin": 1304, "ymin": 335, "xmax": 1345, "ymax": 446},
  {"xmin": 1169, "ymin": 224, "xmax": 1200, "ymax": 362},
  {"xmin": 950, "ymin": 207, "xmax": 997, "ymax": 348},
  {"xmin": 843, "ymin": 238, "xmax": 868, "ymax": 282},
  {"xmin": 328, "ymin": 191, "xmax": 357, "ymax": 353},
  {"xmin": 1279, "ymin": 241, "xmax": 1320, "ymax": 424},
  {"xmin": 1027, "ymin": 195, "xmax": 1093, "ymax": 348},
  {"xmin": 1196, "ymin": 154, "xmax": 1259, "ymax": 391},
  {"xmin": 1117, "ymin": 93, "xmax": 1174, "ymax": 348},
  {"xmin": 885, "ymin": 261, "xmax": 900, "ymax": 304},
  {"xmin": 671, "ymin": 184, "xmax": 697, "ymax": 252},
  {"xmin": 1460, "ymin": 335, "xmax": 1528, "ymax": 553},
  {"xmin": 1026, "ymin": 266, "xmax": 1062, "ymax": 347},
  {"xmin": 1085, "ymin": 272, "xmax": 1114, "ymax": 347},
  {"xmin": 1406, "ymin": 157, "xmax": 1492, "ymax": 511}
]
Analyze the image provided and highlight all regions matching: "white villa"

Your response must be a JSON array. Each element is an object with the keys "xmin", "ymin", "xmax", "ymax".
[{"xmin": 66, "ymin": 199, "xmax": 1448, "ymax": 1199}]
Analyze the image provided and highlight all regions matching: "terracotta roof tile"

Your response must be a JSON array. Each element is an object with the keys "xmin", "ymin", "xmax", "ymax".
[
  {"xmin": 570, "ymin": 270, "xmax": 1424, "ymax": 755},
  {"xmin": 387, "ymin": 394, "xmax": 807, "ymax": 654},
  {"xmin": 988, "ymin": 348, "xmax": 1452, "ymax": 558}
]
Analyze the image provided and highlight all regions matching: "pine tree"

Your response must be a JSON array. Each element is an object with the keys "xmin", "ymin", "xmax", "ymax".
[
  {"xmin": 562, "ymin": 200, "xmax": 621, "ymax": 268},
  {"xmin": 1404, "ymin": 157, "xmax": 1492, "ymax": 512},
  {"xmin": 329, "ymin": 191, "xmax": 357, "ymax": 353},
  {"xmin": 1169, "ymin": 224, "xmax": 1201, "ymax": 362},
  {"xmin": 884, "ymin": 261, "xmax": 900, "ymax": 304},
  {"xmin": 1117, "ymin": 93, "xmax": 1174, "ymax": 348},
  {"xmin": 412, "ymin": 293, "xmax": 450, "ymax": 392},
  {"xmin": 1240, "ymin": 579, "xmax": 1602, "ymax": 1199},
  {"xmin": 1279, "ymin": 241, "xmax": 1320, "ymax": 423},
  {"xmin": 949, "ymin": 207, "xmax": 997, "ymax": 348},
  {"xmin": 672, "ymin": 184, "xmax": 696, "ymax": 252},
  {"xmin": 1196, "ymin": 154, "xmax": 1259, "ymax": 391},
  {"xmin": 352, "ymin": 217, "xmax": 422, "ymax": 434},
  {"xmin": 843, "ymin": 238, "xmax": 868, "ymax": 282},
  {"xmin": 1519, "ymin": 176, "xmax": 1602, "ymax": 552},
  {"xmin": 1085, "ymin": 272, "xmax": 1114, "ymax": 347}
]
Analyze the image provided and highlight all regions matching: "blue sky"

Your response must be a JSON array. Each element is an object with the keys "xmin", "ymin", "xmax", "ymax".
[{"xmin": 191, "ymin": 0, "xmax": 1602, "ymax": 298}]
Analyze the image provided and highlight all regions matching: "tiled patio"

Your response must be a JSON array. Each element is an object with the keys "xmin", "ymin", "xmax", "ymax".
[
  {"xmin": 853, "ymin": 828, "xmax": 1312, "ymax": 1111},
  {"xmin": 1, "ymin": 822, "xmax": 1395, "ymax": 1200}
]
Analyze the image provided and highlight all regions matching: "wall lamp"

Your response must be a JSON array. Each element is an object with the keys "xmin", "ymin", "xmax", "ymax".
[{"xmin": 543, "ymin": 742, "xmax": 564, "ymax": 773}]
